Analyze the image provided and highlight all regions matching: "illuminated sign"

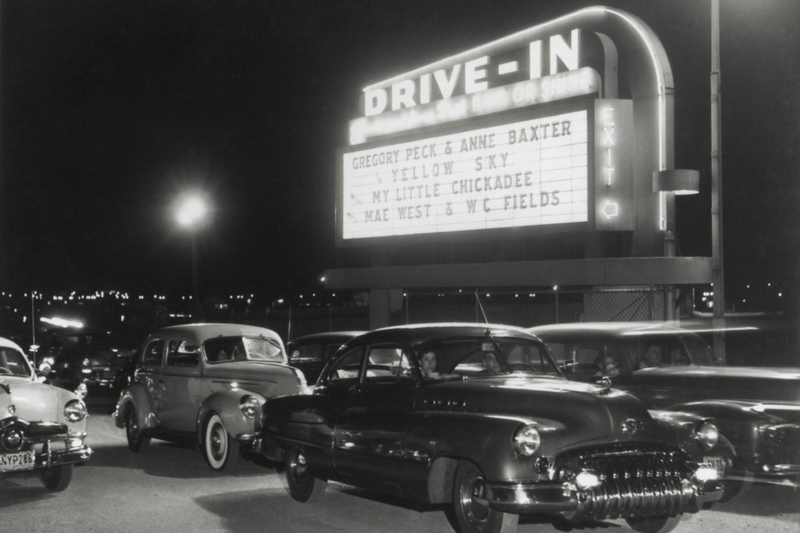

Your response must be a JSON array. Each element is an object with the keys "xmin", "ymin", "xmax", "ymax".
[
  {"xmin": 350, "ymin": 28, "xmax": 616, "ymax": 144},
  {"xmin": 339, "ymin": 109, "xmax": 589, "ymax": 242},
  {"xmin": 593, "ymin": 99, "xmax": 634, "ymax": 231}
]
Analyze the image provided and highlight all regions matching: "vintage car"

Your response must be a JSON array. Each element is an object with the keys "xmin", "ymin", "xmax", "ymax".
[
  {"xmin": 34, "ymin": 327, "xmax": 136, "ymax": 395},
  {"xmin": 114, "ymin": 323, "xmax": 309, "ymax": 471},
  {"xmin": 529, "ymin": 321, "xmax": 800, "ymax": 498},
  {"xmin": 286, "ymin": 330, "xmax": 366, "ymax": 384},
  {"xmin": 259, "ymin": 323, "xmax": 723, "ymax": 533},
  {"xmin": 0, "ymin": 336, "xmax": 92, "ymax": 491}
]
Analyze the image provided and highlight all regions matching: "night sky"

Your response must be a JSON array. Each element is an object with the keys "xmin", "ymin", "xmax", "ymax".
[{"xmin": 1, "ymin": 0, "xmax": 798, "ymax": 303}]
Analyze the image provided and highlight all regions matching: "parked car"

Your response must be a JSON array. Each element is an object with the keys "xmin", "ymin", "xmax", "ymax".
[
  {"xmin": 114, "ymin": 323, "xmax": 309, "ymax": 471},
  {"xmin": 529, "ymin": 321, "xmax": 800, "ymax": 499},
  {"xmin": 259, "ymin": 323, "xmax": 723, "ymax": 533},
  {"xmin": 34, "ymin": 327, "xmax": 136, "ymax": 395},
  {"xmin": 286, "ymin": 331, "xmax": 366, "ymax": 384},
  {"xmin": 0, "ymin": 336, "xmax": 92, "ymax": 491}
]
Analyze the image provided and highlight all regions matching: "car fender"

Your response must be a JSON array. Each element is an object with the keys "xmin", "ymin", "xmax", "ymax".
[
  {"xmin": 662, "ymin": 400, "xmax": 781, "ymax": 458},
  {"xmin": 407, "ymin": 411, "xmax": 565, "ymax": 482},
  {"xmin": 196, "ymin": 388, "xmax": 266, "ymax": 446},
  {"xmin": 113, "ymin": 383, "xmax": 159, "ymax": 430}
]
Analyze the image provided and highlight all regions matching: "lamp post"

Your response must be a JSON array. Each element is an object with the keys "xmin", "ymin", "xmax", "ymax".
[
  {"xmin": 711, "ymin": 0, "xmax": 726, "ymax": 363},
  {"xmin": 175, "ymin": 195, "xmax": 208, "ymax": 307}
]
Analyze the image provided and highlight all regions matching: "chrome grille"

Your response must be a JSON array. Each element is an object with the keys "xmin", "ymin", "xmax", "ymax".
[
  {"xmin": 765, "ymin": 424, "xmax": 800, "ymax": 469},
  {"xmin": 555, "ymin": 444, "xmax": 695, "ymax": 520}
]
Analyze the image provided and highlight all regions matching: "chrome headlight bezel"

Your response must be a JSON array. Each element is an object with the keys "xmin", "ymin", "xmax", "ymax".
[
  {"xmin": 64, "ymin": 399, "xmax": 88, "ymax": 423},
  {"xmin": 512, "ymin": 424, "xmax": 542, "ymax": 456},
  {"xmin": 694, "ymin": 421, "xmax": 719, "ymax": 450},
  {"xmin": 240, "ymin": 395, "xmax": 260, "ymax": 419}
]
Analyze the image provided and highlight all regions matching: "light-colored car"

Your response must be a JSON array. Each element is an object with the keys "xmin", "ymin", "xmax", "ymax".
[
  {"xmin": 114, "ymin": 323, "xmax": 308, "ymax": 471},
  {"xmin": 0, "ymin": 336, "xmax": 92, "ymax": 491}
]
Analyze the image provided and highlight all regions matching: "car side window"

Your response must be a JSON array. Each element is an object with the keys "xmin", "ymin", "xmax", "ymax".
[
  {"xmin": 166, "ymin": 339, "xmax": 199, "ymax": 367},
  {"xmin": 289, "ymin": 344, "xmax": 323, "ymax": 364},
  {"xmin": 364, "ymin": 344, "xmax": 413, "ymax": 384},
  {"xmin": 329, "ymin": 347, "xmax": 364, "ymax": 384},
  {"xmin": 141, "ymin": 339, "xmax": 164, "ymax": 367}
]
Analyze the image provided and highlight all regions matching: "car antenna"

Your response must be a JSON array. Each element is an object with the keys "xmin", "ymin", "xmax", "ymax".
[{"xmin": 474, "ymin": 289, "xmax": 489, "ymax": 323}]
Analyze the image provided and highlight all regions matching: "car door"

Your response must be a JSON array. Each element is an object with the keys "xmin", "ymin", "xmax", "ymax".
[
  {"xmin": 136, "ymin": 337, "xmax": 166, "ymax": 417},
  {"xmin": 333, "ymin": 343, "xmax": 417, "ymax": 490},
  {"xmin": 158, "ymin": 335, "xmax": 203, "ymax": 431}
]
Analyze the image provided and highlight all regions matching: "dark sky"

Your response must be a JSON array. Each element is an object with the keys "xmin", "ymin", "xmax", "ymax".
[{"xmin": 1, "ymin": 0, "xmax": 798, "ymax": 301}]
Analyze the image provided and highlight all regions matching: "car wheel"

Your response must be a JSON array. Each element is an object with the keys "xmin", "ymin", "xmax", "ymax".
[
  {"xmin": 719, "ymin": 450, "xmax": 754, "ymax": 503},
  {"xmin": 284, "ymin": 447, "xmax": 326, "ymax": 502},
  {"xmin": 125, "ymin": 405, "xmax": 150, "ymax": 452},
  {"xmin": 202, "ymin": 412, "xmax": 239, "ymax": 471},
  {"xmin": 452, "ymin": 461, "xmax": 518, "ymax": 533},
  {"xmin": 625, "ymin": 515, "xmax": 681, "ymax": 533},
  {"xmin": 40, "ymin": 464, "xmax": 73, "ymax": 491}
]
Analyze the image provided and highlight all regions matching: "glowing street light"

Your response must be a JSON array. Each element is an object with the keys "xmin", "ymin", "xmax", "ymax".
[
  {"xmin": 175, "ymin": 194, "xmax": 209, "ymax": 307},
  {"xmin": 176, "ymin": 196, "xmax": 208, "ymax": 228}
]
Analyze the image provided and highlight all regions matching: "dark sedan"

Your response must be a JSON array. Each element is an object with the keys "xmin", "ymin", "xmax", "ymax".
[
  {"xmin": 529, "ymin": 321, "xmax": 800, "ymax": 499},
  {"xmin": 286, "ymin": 331, "xmax": 365, "ymax": 384},
  {"xmin": 259, "ymin": 323, "xmax": 723, "ymax": 533},
  {"xmin": 34, "ymin": 328, "xmax": 135, "ymax": 394}
]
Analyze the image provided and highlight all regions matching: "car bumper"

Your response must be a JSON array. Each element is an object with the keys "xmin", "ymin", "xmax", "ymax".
[
  {"xmin": 486, "ymin": 477, "xmax": 723, "ymax": 518},
  {"xmin": 1, "ymin": 441, "xmax": 92, "ymax": 477}
]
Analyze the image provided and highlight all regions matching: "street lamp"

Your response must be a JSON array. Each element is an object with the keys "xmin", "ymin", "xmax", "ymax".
[{"xmin": 175, "ymin": 195, "xmax": 209, "ymax": 307}]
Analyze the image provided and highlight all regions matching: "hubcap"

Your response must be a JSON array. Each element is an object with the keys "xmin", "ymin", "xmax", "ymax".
[
  {"xmin": 210, "ymin": 423, "xmax": 225, "ymax": 460},
  {"xmin": 463, "ymin": 473, "xmax": 490, "ymax": 524}
]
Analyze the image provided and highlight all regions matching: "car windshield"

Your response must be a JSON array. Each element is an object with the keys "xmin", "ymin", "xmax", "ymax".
[
  {"xmin": 413, "ymin": 336, "xmax": 559, "ymax": 378},
  {"xmin": 204, "ymin": 336, "xmax": 285, "ymax": 363},
  {"xmin": 0, "ymin": 347, "xmax": 32, "ymax": 377}
]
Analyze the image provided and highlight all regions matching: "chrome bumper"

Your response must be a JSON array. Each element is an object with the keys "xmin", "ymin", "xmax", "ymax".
[
  {"xmin": 35, "ymin": 443, "xmax": 93, "ymax": 469},
  {"xmin": 486, "ymin": 478, "xmax": 723, "ymax": 518}
]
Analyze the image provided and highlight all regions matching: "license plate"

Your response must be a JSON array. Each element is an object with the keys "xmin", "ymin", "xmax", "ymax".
[
  {"xmin": 0, "ymin": 451, "xmax": 35, "ymax": 472},
  {"xmin": 704, "ymin": 455, "xmax": 726, "ymax": 478}
]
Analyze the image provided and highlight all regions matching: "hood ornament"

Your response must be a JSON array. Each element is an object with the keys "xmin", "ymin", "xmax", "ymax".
[
  {"xmin": 0, "ymin": 381, "xmax": 10, "ymax": 394},
  {"xmin": 596, "ymin": 376, "xmax": 612, "ymax": 395}
]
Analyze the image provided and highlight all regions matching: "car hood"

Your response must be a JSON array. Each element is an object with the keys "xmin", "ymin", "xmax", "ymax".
[
  {"xmin": 419, "ymin": 376, "xmax": 659, "ymax": 450},
  {"xmin": 0, "ymin": 377, "xmax": 61, "ymax": 423},
  {"xmin": 203, "ymin": 361, "xmax": 304, "ymax": 396},
  {"xmin": 633, "ymin": 365, "xmax": 800, "ymax": 403}
]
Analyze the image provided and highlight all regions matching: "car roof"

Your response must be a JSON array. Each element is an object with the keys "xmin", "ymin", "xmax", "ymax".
[
  {"xmin": 154, "ymin": 323, "xmax": 283, "ymax": 344},
  {"xmin": 352, "ymin": 322, "xmax": 539, "ymax": 345},
  {"xmin": 0, "ymin": 336, "xmax": 25, "ymax": 352},
  {"xmin": 529, "ymin": 322, "xmax": 690, "ymax": 341},
  {"xmin": 286, "ymin": 331, "xmax": 367, "ymax": 345}
]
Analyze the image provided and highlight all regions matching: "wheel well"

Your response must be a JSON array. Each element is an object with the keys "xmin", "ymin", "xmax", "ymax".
[{"xmin": 427, "ymin": 456, "xmax": 460, "ymax": 504}]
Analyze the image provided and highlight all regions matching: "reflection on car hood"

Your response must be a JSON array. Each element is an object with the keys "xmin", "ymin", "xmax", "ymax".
[
  {"xmin": 0, "ymin": 377, "xmax": 60, "ymax": 422},
  {"xmin": 422, "ymin": 376, "xmax": 657, "ymax": 450}
]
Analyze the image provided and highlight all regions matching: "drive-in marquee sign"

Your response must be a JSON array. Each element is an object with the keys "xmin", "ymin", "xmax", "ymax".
[{"xmin": 336, "ymin": 7, "xmax": 667, "ymax": 244}]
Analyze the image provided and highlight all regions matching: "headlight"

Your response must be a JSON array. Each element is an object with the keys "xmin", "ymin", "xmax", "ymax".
[
  {"xmin": 695, "ymin": 421, "xmax": 719, "ymax": 450},
  {"xmin": 240, "ymin": 395, "xmax": 260, "ymax": 419},
  {"xmin": 82, "ymin": 358, "xmax": 91, "ymax": 367},
  {"xmin": 64, "ymin": 400, "xmax": 87, "ymax": 423},
  {"xmin": 512, "ymin": 424, "xmax": 541, "ymax": 456},
  {"xmin": 75, "ymin": 383, "xmax": 88, "ymax": 399}
]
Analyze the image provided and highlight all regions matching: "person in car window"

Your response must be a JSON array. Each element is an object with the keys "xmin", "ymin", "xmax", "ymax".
[
  {"xmin": 420, "ymin": 350, "xmax": 441, "ymax": 378},
  {"xmin": 640, "ymin": 344, "xmax": 663, "ymax": 368}
]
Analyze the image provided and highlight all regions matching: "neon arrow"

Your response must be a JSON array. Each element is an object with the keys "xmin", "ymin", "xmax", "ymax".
[{"xmin": 602, "ymin": 201, "xmax": 619, "ymax": 219}]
